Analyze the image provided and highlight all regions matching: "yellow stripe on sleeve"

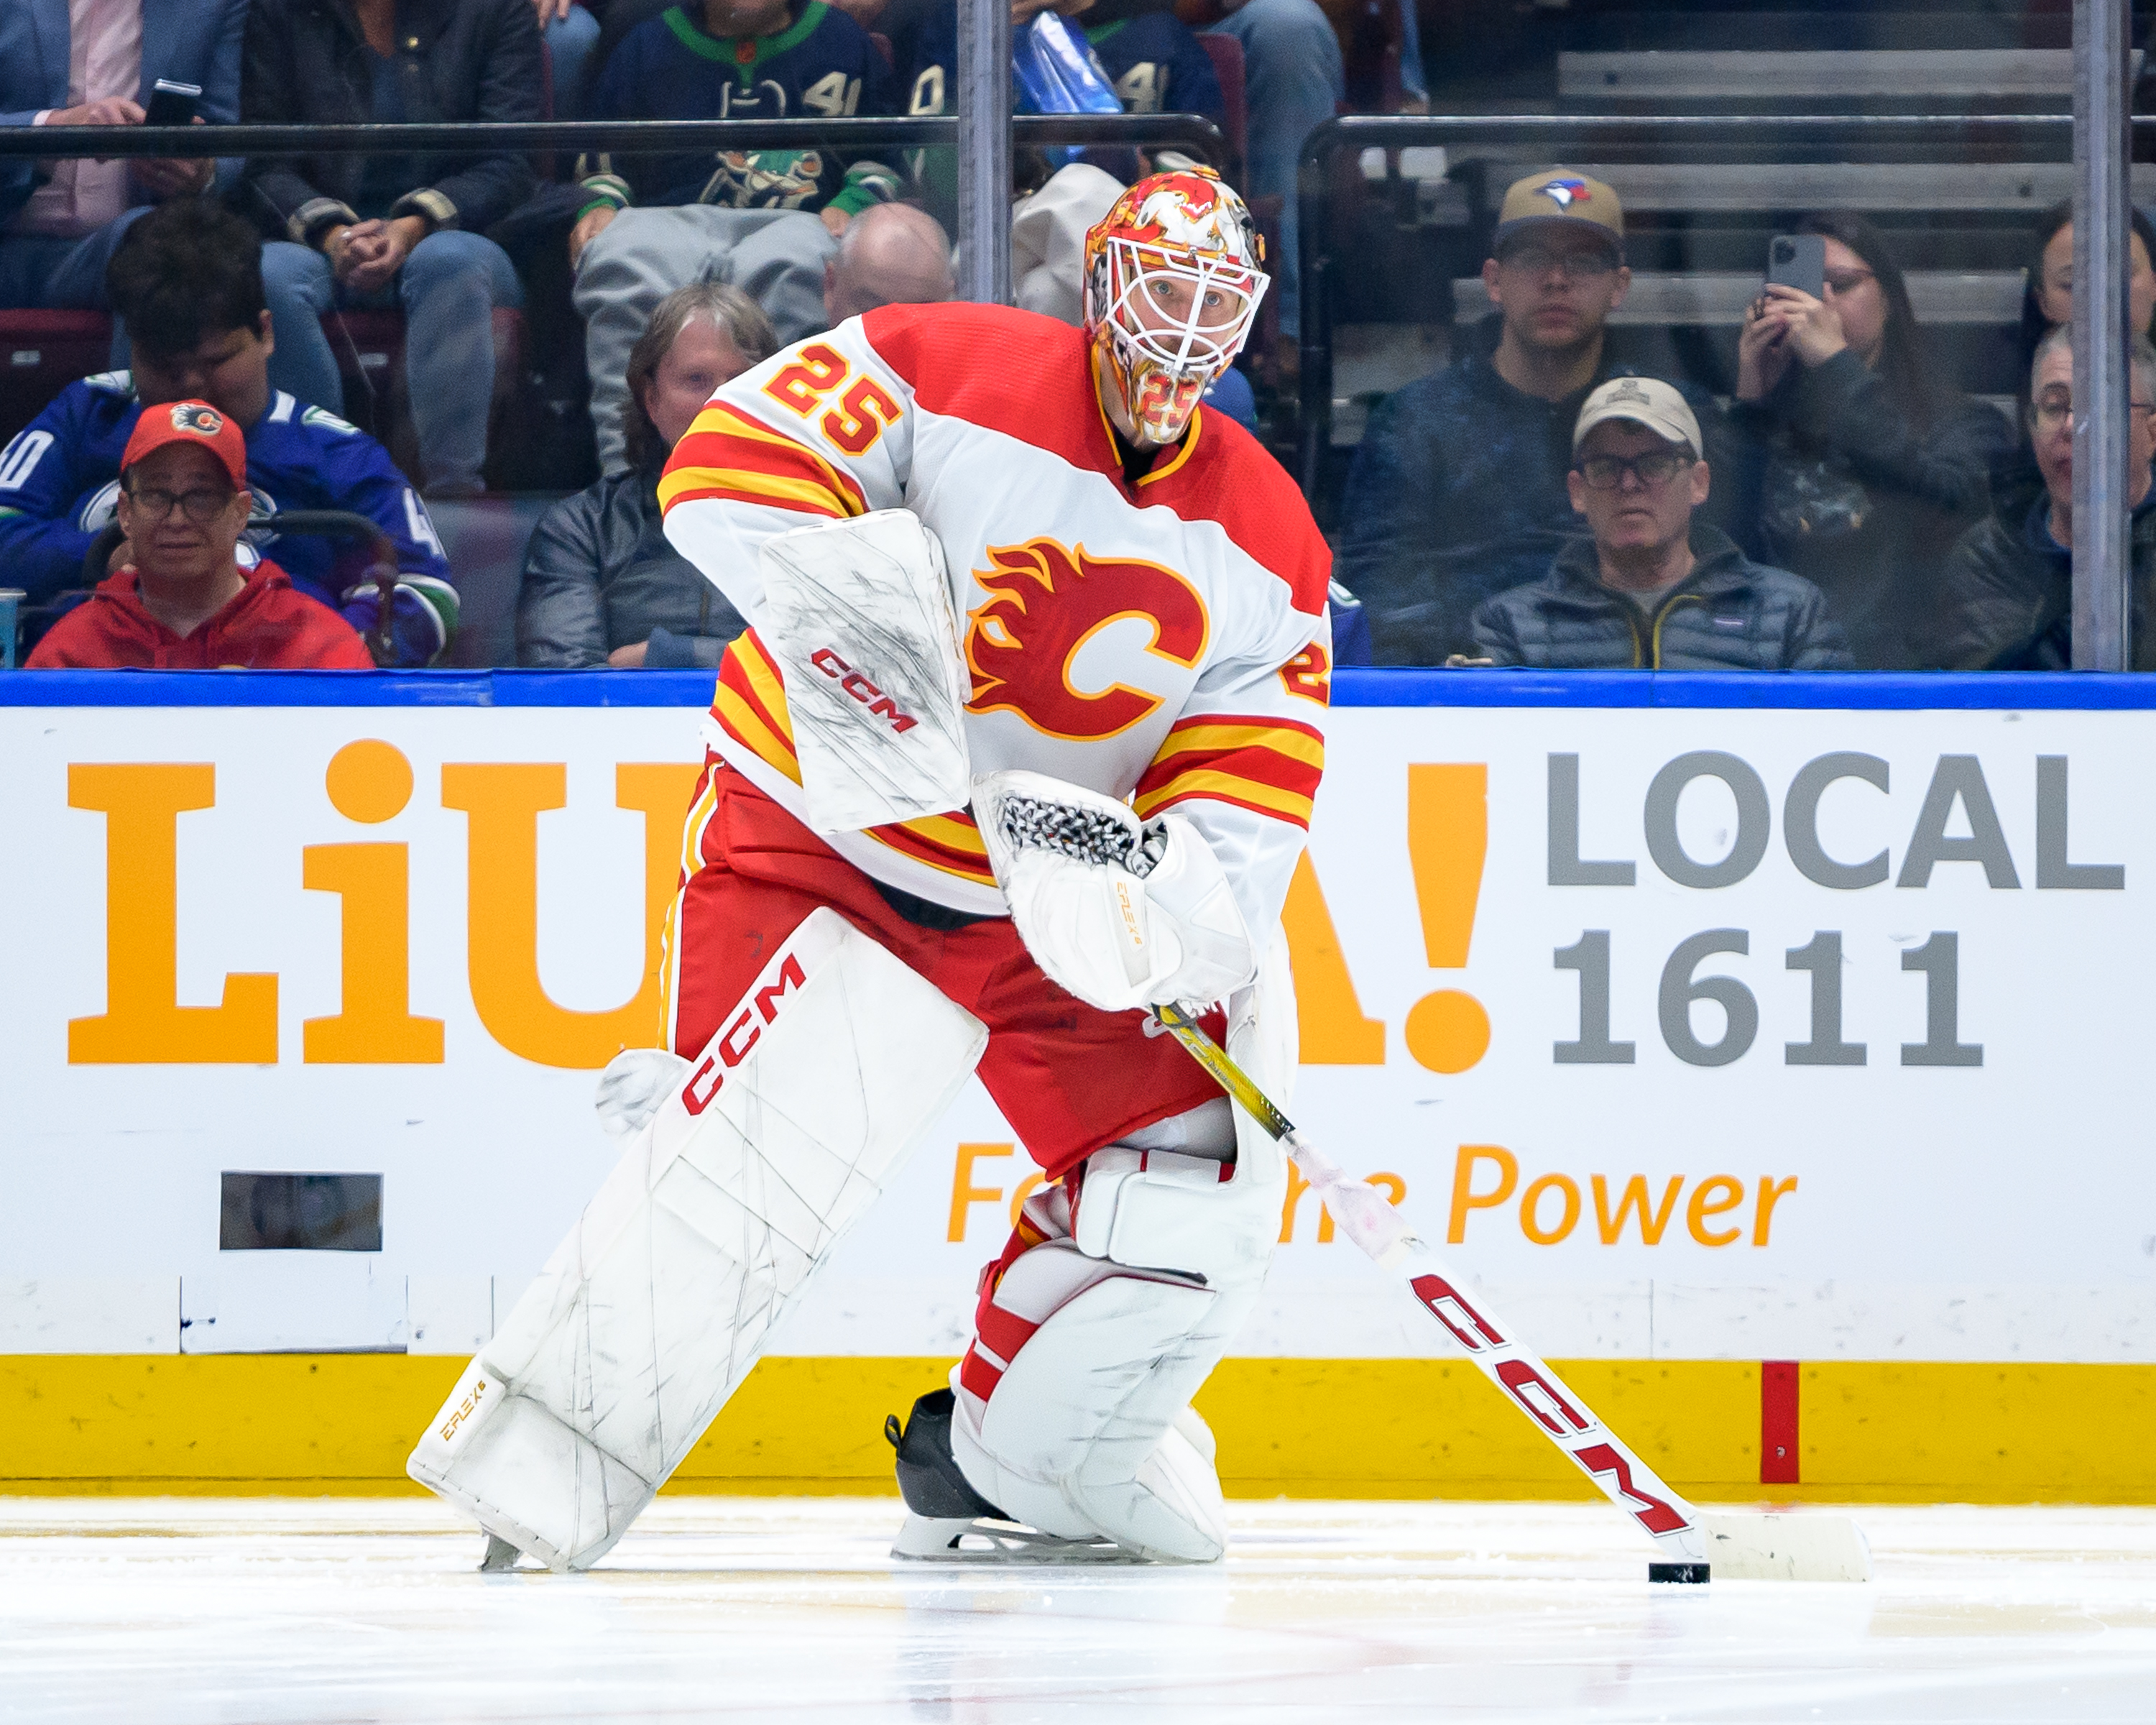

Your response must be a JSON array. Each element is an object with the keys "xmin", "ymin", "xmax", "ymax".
[
  {"xmin": 1148, "ymin": 723, "xmax": 1325, "ymax": 769},
  {"xmin": 1135, "ymin": 768, "xmax": 1314, "ymax": 824}
]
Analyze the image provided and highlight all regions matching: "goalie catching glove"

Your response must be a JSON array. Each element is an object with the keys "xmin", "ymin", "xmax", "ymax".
[{"xmin": 974, "ymin": 769, "xmax": 1256, "ymax": 1014}]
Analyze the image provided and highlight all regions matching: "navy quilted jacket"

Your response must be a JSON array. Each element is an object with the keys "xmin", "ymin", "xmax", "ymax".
[{"xmin": 1470, "ymin": 524, "xmax": 1852, "ymax": 671}]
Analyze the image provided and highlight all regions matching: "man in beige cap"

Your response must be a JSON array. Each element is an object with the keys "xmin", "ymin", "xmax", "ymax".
[
  {"xmin": 1467, "ymin": 377, "xmax": 1847, "ymax": 670},
  {"xmin": 1337, "ymin": 167, "xmax": 1734, "ymax": 664}
]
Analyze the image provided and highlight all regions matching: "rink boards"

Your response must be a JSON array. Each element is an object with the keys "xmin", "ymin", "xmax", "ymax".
[{"xmin": 1, "ymin": 668, "xmax": 2152, "ymax": 1501}]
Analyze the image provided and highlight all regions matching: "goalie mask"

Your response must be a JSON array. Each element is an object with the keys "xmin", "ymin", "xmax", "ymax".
[{"xmin": 1082, "ymin": 167, "xmax": 1267, "ymax": 446}]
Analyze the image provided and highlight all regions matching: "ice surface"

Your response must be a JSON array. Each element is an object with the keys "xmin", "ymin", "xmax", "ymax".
[{"xmin": 1, "ymin": 1496, "xmax": 2152, "ymax": 1723}]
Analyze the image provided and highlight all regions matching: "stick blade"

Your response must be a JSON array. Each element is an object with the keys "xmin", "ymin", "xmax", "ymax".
[{"xmin": 1697, "ymin": 1512, "xmax": 1872, "ymax": 1582}]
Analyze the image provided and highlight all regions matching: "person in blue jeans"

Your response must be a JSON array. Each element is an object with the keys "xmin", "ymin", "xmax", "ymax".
[
  {"xmin": 241, "ymin": 0, "xmax": 538, "ymax": 497},
  {"xmin": 1198, "ymin": 0, "xmax": 1341, "ymax": 339},
  {"xmin": 529, "ymin": 0, "xmax": 603, "ymax": 118}
]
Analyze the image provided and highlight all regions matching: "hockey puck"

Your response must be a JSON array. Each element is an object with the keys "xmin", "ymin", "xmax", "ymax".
[{"xmin": 1648, "ymin": 1562, "xmax": 1710, "ymax": 1584}]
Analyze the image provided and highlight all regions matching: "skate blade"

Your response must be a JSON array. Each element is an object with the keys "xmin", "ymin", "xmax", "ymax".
[{"xmin": 890, "ymin": 1513, "xmax": 1145, "ymax": 1564}]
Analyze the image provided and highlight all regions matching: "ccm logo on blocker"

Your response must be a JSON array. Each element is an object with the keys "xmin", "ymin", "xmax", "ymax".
[{"xmin": 809, "ymin": 647, "xmax": 919, "ymax": 734}]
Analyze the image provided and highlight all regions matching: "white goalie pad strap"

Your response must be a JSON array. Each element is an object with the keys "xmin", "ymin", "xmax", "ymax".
[
  {"xmin": 407, "ymin": 908, "xmax": 987, "ymax": 1570},
  {"xmin": 972, "ymin": 770, "xmax": 1257, "ymax": 1013},
  {"xmin": 757, "ymin": 510, "xmax": 972, "ymax": 834}
]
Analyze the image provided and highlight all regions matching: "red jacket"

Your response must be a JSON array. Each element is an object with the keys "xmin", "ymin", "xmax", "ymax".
[{"xmin": 25, "ymin": 560, "xmax": 377, "ymax": 670}]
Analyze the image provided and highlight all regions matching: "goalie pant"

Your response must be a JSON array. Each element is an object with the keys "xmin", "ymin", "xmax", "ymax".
[{"xmin": 663, "ymin": 757, "xmax": 1289, "ymax": 1559}]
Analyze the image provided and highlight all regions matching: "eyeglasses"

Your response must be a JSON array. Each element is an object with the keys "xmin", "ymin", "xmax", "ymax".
[
  {"xmin": 1823, "ymin": 269, "xmax": 1875, "ymax": 296},
  {"xmin": 125, "ymin": 485, "xmax": 236, "ymax": 523},
  {"xmin": 1577, "ymin": 451, "xmax": 1693, "ymax": 489},
  {"xmin": 1500, "ymin": 245, "xmax": 1618, "ymax": 282},
  {"xmin": 2030, "ymin": 400, "xmax": 2156, "ymax": 431}
]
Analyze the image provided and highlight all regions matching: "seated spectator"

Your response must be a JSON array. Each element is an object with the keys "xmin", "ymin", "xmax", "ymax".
[
  {"xmin": 0, "ymin": 1, "xmax": 236, "ymax": 313},
  {"xmin": 822, "ymin": 201, "xmax": 957, "ymax": 323},
  {"xmin": 517, "ymin": 282, "xmax": 774, "ymax": 668},
  {"xmin": 1337, "ymin": 168, "xmax": 1733, "ymax": 666},
  {"xmin": 243, "ymin": 0, "xmax": 539, "ymax": 498},
  {"xmin": 26, "ymin": 400, "xmax": 374, "ymax": 669},
  {"xmin": 2017, "ymin": 198, "xmax": 2156, "ymax": 391},
  {"xmin": 0, "ymin": 200, "xmax": 456, "ymax": 665},
  {"xmin": 1931, "ymin": 329, "xmax": 2156, "ymax": 671},
  {"xmin": 1472, "ymin": 379, "xmax": 1848, "ymax": 671},
  {"xmin": 1726, "ymin": 213, "xmax": 2012, "ymax": 670},
  {"xmin": 568, "ymin": 0, "xmax": 900, "ymax": 475}
]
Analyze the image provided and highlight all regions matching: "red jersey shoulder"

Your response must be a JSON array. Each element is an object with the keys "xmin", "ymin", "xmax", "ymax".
[
  {"xmin": 1166, "ymin": 411, "xmax": 1331, "ymax": 618},
  {"xmin": 860, "ymin": 303, "xmax": 1102, "ymax": 467}
]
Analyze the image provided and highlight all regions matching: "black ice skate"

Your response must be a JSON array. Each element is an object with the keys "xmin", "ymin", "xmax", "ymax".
[{"xmin": 885, "ymin": 1389, "xmax": 1136, "ymax": 1563}]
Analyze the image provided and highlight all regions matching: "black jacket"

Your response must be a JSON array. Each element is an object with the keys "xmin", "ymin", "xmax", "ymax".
[
  {"xmin": 516, "ymin": 467, "xmax": 747, "ymax": 668},
  {"xmin": 1470, "ymin": 523, "xmax": 1852, "ymax": 671},
  {"xmin": 1723, "ymin": 350, "xmax": 2013, "ymax": 669},
  {"xmin": 241, "ymin": 0, "xmax": 540, "ymax": 246},
  {"xmin": 1333, "ymin": 339, "xmax": 1740, "ymax": 667},
  {"xmin": 1930, "ymin": 481, "xmax": 2156, "ymax": 670}
]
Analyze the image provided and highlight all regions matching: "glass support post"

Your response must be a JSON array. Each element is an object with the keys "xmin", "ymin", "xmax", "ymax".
[
  {"xmin": 2072, "ymin": 0, "xmax": 2133, "ymax": 669},
  {"xmin": 956, "ymin": 0, "xmax": 1013, "ymax": 305}
]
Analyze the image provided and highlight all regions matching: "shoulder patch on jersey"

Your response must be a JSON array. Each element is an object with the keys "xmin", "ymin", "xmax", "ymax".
[
  {"xmin": 300, "ymin": 405, "xmax": 361, "ymax": 437},
  {"xmin": 84, "ymin": 369, "xmax": 136, "ymax": 397}
]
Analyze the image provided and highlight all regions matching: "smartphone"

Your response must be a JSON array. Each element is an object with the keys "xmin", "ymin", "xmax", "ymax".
[
  {"xmin": 144, "ymin": 79, "xmax": 202, "ymax": 129},
  {"xmin": 1766, "ymin": 233, "xmax": 1826, "ymax": 300}
]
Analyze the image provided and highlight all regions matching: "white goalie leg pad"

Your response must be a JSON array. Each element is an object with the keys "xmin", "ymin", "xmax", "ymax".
[
  {"xmin": 946, "ymin": 947, "xmax": 1293, "ymax": 1562},
  {"xmin": 407, "ymin": 907, "xmax": 987, "ymax": 1570},
  {"xmin": 757, "ymin": 510, "xmax": 972, "ymax": 834}
]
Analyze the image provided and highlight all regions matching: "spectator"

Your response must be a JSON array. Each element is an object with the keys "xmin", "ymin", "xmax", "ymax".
[
  {"xmin": 1472, "ymin": 378, "xmax": 1848, "ymax": 671},
  {"xmin": 1931, "ymin": 328, "xmax": 2156, "ymax": 671},
  {"xmin": 0, "ymin": 199, "xmax": 456, "ymax": 664},
  {"xmin": 822, "ymin": 201, "xmax": 957, "ymax": 323},
  {"xmin": 25, "ymin": 399, "xmax": 374, "ymax": 669},
  {"xmin": 0, "ymin": 1, "xmax": 237, "ymax": 313},
  {"xmin": 1725, "ymin": 212, "xmax": 2012, "ymax": 669},
  {"xmin": 2017, "ymin": 199, "xmax": 2156, "ymax": 388},
  {"xmin": 568, "ymin": 0, "xmax": 900, "ymax": 475},
  {"xmin": 517, "ymin": 282, "xmax": 773, "ymax": 668},
  {"xmin": 1337, "ymin": 167, "xmax": 1733, "ymax": 666},
  {"xmin": 243, "ymin": 0, "xmax": 539, "ymax": 498}
]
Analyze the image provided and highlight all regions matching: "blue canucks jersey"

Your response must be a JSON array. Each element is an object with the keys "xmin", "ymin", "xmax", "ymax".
[
  {"xmin": 581, "ymin": 2, "xmax": 898, "ymax": 216},
  {"xmin": 0, "ymin": 374, "xmax": 457, "ymax": 666}
]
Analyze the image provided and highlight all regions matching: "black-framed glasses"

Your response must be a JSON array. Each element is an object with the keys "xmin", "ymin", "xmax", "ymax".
[
  {"xmin": 1500, "ymin": 245, "xmax": 1618, "ymax": 282},
  {"xmin": 1577, "ymin": 451, "xmax": 1693, "ymax": 489},
  {"xmin": 2029, "ymin": 399, "xmax": 2156, "ymax": 431},
  {"xmin": 125, "ymin": 485, "xmax": 236, "ymax": 523},
  {"xmin": 1823, "ymin": 269, "xmax": 1875, "ymax": 296}
]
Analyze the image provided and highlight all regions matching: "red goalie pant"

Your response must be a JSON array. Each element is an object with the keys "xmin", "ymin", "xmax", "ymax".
[{"xmin": 660, "ymin": 758, "xmax": 1225, "ymax": 1180}]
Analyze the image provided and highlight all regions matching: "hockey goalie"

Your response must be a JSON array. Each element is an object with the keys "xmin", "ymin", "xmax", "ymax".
[{"xmin": 408, "ymin": 168, "xmax": 1332, "ymax": 1569}]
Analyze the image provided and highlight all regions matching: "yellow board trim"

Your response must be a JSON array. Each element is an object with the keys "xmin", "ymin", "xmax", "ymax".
[{"xmin": 4, "ymin": 1356, "xmax": 2151, "ymax": 1501}]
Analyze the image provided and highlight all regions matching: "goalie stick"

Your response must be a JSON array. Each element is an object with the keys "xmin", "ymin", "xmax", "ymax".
[
  {"xmin": 988, "ymin": 791, "xmax": 1869, "ymax": 1583},
  {"xmin": 1151, "ymin": 1001, "xmax": 1871, "ymax": 1584}
]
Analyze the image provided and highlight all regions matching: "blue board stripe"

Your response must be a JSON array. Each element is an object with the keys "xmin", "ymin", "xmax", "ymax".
[{"xmin": 8, "ymin": 667, "xmax": 2156, "ymax": 712}]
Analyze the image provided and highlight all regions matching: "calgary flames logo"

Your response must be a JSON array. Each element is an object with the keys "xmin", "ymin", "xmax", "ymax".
[{"xmin": 962, "ymin": 538, "xmax": 1209, "ymax": 741}]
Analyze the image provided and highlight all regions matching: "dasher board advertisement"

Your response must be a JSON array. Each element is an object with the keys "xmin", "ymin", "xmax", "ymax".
[{"xmin": 1, "ymin": 671, "xmax": 2150, "ymax": 1365}]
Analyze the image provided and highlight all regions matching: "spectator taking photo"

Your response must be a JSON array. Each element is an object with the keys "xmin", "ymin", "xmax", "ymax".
[
  {"xmin": 1470, "ymin": 377, "xmax": 1849, "ymax": 671},
  {"xmin": 1336, "ymin": 167, "xmax": 1731, "ymax": 666},
  {"xmin": 1727, "ymin": 212, "xmax": 2011, "ymax": 669},
  {"xmin": 24, "ymin": 399, "xmax": 374, "ymax": 669}
]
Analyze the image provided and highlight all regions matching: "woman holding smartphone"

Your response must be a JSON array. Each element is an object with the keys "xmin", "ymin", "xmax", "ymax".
[{"xmin": 1728, "ymin": 211, "xmax": 2012, "ymax": 668}]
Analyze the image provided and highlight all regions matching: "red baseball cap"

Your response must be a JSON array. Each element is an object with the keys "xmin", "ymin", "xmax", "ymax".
[{"xmin": 120, "ymin": 399, "xmax": 248, "ymax": 492}]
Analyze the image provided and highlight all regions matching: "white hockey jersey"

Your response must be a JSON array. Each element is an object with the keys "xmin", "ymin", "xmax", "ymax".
[{"xmin": 660, "ymin": 302, "xmax": 1330, "ymax": 937}]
